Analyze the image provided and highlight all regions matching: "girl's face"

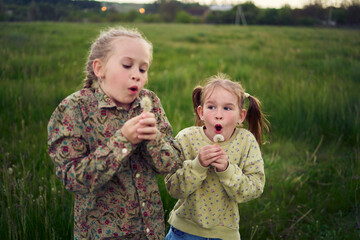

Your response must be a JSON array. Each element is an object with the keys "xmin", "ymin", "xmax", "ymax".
[
  {"xmin": 94, "ymin": 36, "xmax": 151, "ymax": 110},
  {"xmin": 197, "ymin": 86, "xmax": 246, "ymax": 142}
]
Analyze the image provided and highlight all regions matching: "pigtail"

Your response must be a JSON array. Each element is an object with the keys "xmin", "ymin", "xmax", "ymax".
[
  {"xmin": 192, "ymin": 86, "xmax": 203, "ymax": 126},
  {"xmin": 83, "ymin": 61, "xmax": 97, "ymax": 88},
  {"xmin": 245, "ymin": 95, "xmax": 270, "ymax": 146}
]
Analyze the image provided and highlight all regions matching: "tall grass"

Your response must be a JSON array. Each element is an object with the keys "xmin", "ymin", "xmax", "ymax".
[{"xmin": 0, "ymin": 22, "xmax": 359, "ymax": 239}]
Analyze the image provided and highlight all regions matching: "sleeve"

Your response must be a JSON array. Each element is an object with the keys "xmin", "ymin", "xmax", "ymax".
[
  {"xmin": 47, "ymin": 98, "xmax": 135, "ymax": 194},
  {"xmin": 142, "ymin": 93, "xmax": 182, "ymax": 174},
  {"xmin": 164, "ymin": 132, "xmax": 208, "ymax": 199},
  {"xmin": 216, "ymin": 138, "xmax": 265, "ymax": 203}
]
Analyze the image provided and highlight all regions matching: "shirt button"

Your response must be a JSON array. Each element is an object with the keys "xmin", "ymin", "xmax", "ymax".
[
  {"xmin": 122, "ymin": 148, "xmax": 127, "ymax": 154},
  {"xmin": 146, "ymin": 228, "xmax": 150, "ymax": 233},
  {"xmin": 142, "ymin": 202, "xmax": 145, "ymax": 207},
  {"xmin": 136, "ymin": 173, "xmax": 140, "ymax": 178}
]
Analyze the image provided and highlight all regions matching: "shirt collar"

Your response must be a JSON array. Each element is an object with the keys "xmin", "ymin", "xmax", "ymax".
[{"xmin": 94, "ymin": 87, "xmax": 143, "ymax": 110}]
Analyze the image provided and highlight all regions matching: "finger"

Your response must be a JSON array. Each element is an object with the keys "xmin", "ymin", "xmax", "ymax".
[
  {"xmin": 200, "ymin": 147, "xmax": 221, "ymax": 158},
  {"xmin": 210, "ymin": 162, "xmax": 227, "ymax": 172},
  {"xmin": 137, "ymin": 125, "xmax": 157, "ymax": 133},
  {"xmin": 128, "ymin": 114, "xmax": 143, "ymax": 123},
  {"xmin": 140, "ymin": 112, "xmax": 155, "ymax": 119},
  {"xmin": 205, "ymin": 148, "xmax": 223, "ymax": 159},
  {"xmin": 138, "ymin": 133, "xmax": 157, "ymax": 140},
  {"xmin": 139, "ymin": 118, "xmax": 156, "ymax": 127}
]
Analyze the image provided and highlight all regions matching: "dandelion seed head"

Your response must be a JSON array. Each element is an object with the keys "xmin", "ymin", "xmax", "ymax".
[
  {"xmin": 140, "ymin": 96, "xmax": 152, "ymax": 112},
  {"xmin": 213, "ymin": 134, "xmax": 224, "ymax": 143}
]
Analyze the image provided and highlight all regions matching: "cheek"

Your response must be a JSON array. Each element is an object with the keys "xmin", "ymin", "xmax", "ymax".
[
  {"xmin": 226, "ymin": 113, "xmax": 239, "ymax": 125},
  {"xmin": 202, "ymin": 111, "xmax": 212, "ymax": 121}
]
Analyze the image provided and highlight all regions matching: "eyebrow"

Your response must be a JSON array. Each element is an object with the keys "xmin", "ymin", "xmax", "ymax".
[
  {"xmin": 205, "ymin": 100, "xmax": 235, "ymax": 107},
  {"xmin": 121, "ymin": 57, "xmax": 149, "ymax": 66}
]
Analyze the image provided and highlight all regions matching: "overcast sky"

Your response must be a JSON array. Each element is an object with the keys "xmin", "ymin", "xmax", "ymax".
[{"xmin": 98, "ymin": 0, "xmax": 343, "ymax": 9}]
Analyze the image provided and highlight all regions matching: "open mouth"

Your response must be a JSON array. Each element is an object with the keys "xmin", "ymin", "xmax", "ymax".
[
  {"xmin": 129, "ymin": 86, "xmax": 138, "ymax": 95},
  {"xmin": 215, "ymin": 124, "xmax": 223, "ymax": 133}
]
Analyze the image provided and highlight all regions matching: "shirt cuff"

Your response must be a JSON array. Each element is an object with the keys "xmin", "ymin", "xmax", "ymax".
[
  {"xmin": 108, "ymin": 130, "xmax": 135, "ymax": 162},
  {"xmin": 216, "ymin": 163, "xmax": 236, "ymax": 182},
  {"xmin": 192, "ymin": 156, "xmax": 209, "ymax": 175}
]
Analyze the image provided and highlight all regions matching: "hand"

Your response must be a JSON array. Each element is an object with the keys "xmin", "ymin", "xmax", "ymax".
[
  {"xmin": 198, "ymin": 145, "xmax": 223, "ymax": 168},
  {"xmin": 121, "ymin": 112, "xmax": 158, "ymax": 144},
  {"xmin": 137, "ymin": 112, "xmax": 158, "ymax": 141},
  {"xmin": 210, "ymin": 148, "xmax": 229, "ymax": 172}
]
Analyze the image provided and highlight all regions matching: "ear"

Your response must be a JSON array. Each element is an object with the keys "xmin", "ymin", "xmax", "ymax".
[
  {"xmin": 197, "ymin": 105, "xmax": 204, "ymax": 121},
  {"xmin": 93, "ymin": 59, "xmax": 105, "ymax": 78},
  {"xmin": 238, "ymin": 109, "xmax": 247, "ymax": 125}
]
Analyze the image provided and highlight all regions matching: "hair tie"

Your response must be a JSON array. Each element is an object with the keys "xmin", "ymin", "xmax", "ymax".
[
  {"xmin": 91, "ymin": 79, "xmax": 100, "ymax": 89},
  {"xmin": 244, "ymin": 92, "xmax": 250, "ymax": 98}
]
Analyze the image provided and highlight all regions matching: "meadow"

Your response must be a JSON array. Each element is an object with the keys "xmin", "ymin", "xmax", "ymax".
[{"xmin": 0, "ymin": 22, "xmax": 359, "ymax": 239}]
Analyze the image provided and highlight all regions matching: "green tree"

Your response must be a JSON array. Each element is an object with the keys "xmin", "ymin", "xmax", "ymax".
[
  {"xmin": 241, "ymin": 1, "xmax": 260, "ymax": 24},
  {"xmin": 159, "ymin": 0, "xmax": 181, "ymax": 22},
  {"xmin": 175, "ymin": 10, "xmax": 192, "ymax": 23},
  {"xmin": 276, "ymin": 5, "xmax": 294, "ymax": 25},
  {"xmin": 27, "ymin": 0, "xmax": 39, "ymax": 21},
  {"xmin": 0, "ymin": 0, "xmax": 6, "ymax": 21},
  {"xmin": 257, "ymin": 8, "xmax": 279, "ymax": 24},
  {"xmin": 346, "ymin": 2, "xmax": 360, "ymax": 24}
]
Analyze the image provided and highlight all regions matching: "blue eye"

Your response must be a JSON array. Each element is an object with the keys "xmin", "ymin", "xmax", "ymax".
[
  {"xmin": 224, "ymin": 107, "xmax": 232, "ymax": 111},
  {"xmin": 140, "ymin": 68, "xmax": 146, "ymax": 73},
  {"xmin": 122, "ymin": 64, "xmax": 131, "ymax": 69},
  {"xmin": 208, "ymin": 106, "xmax": 215, "ymax": 110}
]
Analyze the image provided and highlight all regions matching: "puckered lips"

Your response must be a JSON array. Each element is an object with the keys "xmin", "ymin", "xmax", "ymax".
[
  {"xmin": 128, "ymin": 85, "xmax": 138, "ymax": 95},
  {"xmin": 215, "ymin": 124, "xmax": 223, "ymax": 134}
]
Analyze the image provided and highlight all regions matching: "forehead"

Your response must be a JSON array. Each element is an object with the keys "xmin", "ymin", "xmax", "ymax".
[
  {"xmin": 111, "ymin": 36, "xmax": 151, "ymax": 62},
  {"xmin": 204, "ymin": 86, "xmax": 238, "ymax": 103}
]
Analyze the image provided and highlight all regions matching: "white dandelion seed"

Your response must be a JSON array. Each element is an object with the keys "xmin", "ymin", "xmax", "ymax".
[
  {"xmin": 213, "ymin": 134, "xmax": 224, "ymax": 143},
  {"xmin": 140, "ymin": 96, "xmax": 152, "ymax": 112}
]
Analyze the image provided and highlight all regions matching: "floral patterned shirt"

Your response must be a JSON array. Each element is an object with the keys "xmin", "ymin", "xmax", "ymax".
[{"xmin": 48, "ymin": 87, "xmax": 181, "ymax": 240}]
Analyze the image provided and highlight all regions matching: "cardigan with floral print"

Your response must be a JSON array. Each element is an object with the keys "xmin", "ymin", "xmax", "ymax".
[{"xmin": 48, "ymin": 87, "xmax": 181, "ymax": 240}]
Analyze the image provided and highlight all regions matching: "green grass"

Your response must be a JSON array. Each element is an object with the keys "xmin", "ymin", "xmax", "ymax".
[{"xmin": 0, "ymin": 22, "xmax": 359, "ymax": 239}]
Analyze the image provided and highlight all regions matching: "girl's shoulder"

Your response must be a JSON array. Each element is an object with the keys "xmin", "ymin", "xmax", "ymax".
[
  {"xmin": 234, "ymin": 128, "xmax": 258, "ymax": 146},
  {"xmin": 59, "ymin": 88, "xmax": 95, "ymax": 107},
  {"xmin": 176, "ymin": 126, "xmax": 202, "ymax": 139},
  {"xmin": 53, "ymin": 88, "xmax": 96, "ymax": 117}
]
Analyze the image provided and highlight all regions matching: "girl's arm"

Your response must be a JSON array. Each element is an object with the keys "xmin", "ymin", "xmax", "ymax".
[
  {"xmin": 217, "ymin": 138, "xmax": 265, "ymax": 203},
  {"xmin": 164, "ymin": 131, "xmax": 208, "ymax": 199},
  {"xmin": 142, "ymin": 93, "xmax": 182, "ymax": 174},
  {"xmin": 48, "ymin": 100, "xmax": 134, "ymax": 194},
  {"xmin": 165, "ymin": 156, "xmax": 208, "ymax": 199}
]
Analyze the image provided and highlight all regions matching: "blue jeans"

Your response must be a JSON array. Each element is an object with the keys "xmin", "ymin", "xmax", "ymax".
[{"xmin": 165, "ymin": 226, "xmax": 222, "ymax": 240}]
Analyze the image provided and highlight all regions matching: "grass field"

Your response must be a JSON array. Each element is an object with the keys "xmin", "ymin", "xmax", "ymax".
[{"xmin": 1, "ymin": 22, "xmax": 359, "ymax": 239}]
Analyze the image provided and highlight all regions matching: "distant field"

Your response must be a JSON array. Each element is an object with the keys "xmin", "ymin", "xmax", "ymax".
[{"xmin": 0, "ymin": 22, "xmax": 359, "ymax": 239}]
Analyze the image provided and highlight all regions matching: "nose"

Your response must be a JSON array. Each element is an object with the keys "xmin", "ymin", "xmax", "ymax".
[
  {"xmin": 130, "ymin": 69, "xmax": 140, "ymax": 81},
  {"xmin": 215, "ymin": 109, "xmax": 223, "ymax": 120}
]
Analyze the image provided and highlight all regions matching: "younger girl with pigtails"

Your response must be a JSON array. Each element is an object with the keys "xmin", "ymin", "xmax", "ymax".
[{"xmin": 165, "ymin": 73, "xmax": 269, "ymax": 240}]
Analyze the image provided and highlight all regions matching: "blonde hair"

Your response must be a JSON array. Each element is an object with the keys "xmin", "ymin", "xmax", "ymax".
[
  {"xmin": 192, "ymin": 73, "xmax": 269, "ymax": 146},
  {"xmin": 83, "ymin": 26, "xmax": 153, "ymax": 88}
]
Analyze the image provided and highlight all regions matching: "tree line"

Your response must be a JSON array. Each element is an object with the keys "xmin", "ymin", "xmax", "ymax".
[{"xmin": 1, "ymin": 0, "xmax": 359, "ymax": 26}]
